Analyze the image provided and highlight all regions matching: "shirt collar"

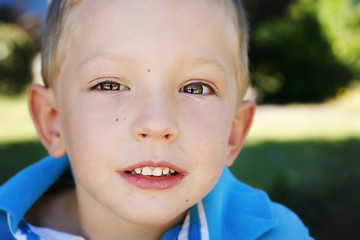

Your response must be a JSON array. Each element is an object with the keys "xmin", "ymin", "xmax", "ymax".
[
  {"xmin": 202, "ymin": 167, "xmax": 277, "ymax": 239},
  {"xmin": 0, "ymin": 155, "xmax": 70, "ymax": 234}
]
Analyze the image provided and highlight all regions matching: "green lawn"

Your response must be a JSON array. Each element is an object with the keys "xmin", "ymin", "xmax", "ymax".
[{"xmin": 0, "ymin": 94, "xmax": 37, "ymax": 143}]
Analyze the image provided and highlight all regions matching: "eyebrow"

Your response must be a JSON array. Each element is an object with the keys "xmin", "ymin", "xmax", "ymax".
[
  {"xmin": 184, "ymin": 55, "xmax": 227, "ymax": 74},
  {"xmin": 78, "ymin": 51, "xmax": 126, "ymax": 69},
  {"xmin": 78, "ymin": 51, "xmax": 228, "ymax": 74}
]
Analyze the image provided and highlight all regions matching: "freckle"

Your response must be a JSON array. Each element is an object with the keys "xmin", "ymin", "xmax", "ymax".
[
  {"xmin": 115, "ymin": 118, "xmax": 119, "ymax": 122},
  {"xmin": 147, "ymin": 69, "xmax": 151, "ymax": 72},
  {"xmin": 123, "ymin": 117, "xmax": 126, "ymax": 120},
  {"xmin": 186, "ymin": 199, "xmax": 189, "ymax": 202}
]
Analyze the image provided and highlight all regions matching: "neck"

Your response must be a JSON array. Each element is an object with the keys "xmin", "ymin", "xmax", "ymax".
[{"xmin": 25, "ymin": 187, "xmax": 81, "ymax": 235}]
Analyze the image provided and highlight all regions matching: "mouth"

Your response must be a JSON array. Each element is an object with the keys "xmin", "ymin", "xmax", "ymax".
[
  {"xmin": 126, "ymin": 166, "xmax": 177, "ymax": 177},
  {"xmin": 119, "ymin": 162, "xmax": 186, "ymax": 190}
]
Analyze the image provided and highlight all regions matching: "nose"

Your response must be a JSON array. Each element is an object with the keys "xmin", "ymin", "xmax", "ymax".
[{"xmin": 131, "ymin": 94, "xmax": 179, "ymax": 143}]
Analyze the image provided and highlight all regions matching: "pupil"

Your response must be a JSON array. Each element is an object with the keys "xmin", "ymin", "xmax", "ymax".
[
  {"xmin": 102, "ymin": 83, "xmax": 118, "ymax": 90},
  {"xmin": 186, "ymin": 83, "xmax": 203, "ymax": 94}
]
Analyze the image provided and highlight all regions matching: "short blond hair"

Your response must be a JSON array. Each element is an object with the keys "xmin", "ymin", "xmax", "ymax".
[
  {"xmin": 41, "ymin": 0, "xmax": 249, "ymax": 99},
  {"xmin": 41, "ymin": 0, "xmax": 82, "ymax": 88}
]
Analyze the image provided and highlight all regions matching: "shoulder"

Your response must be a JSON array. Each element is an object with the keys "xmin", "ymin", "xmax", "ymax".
[
  {"xmin": 203, "ymin": 168, "xmax": 313, "ymax": 239},
  {"xmin": 259, "ymin": 202, "xmax": 313, "ymax": 240},
  {"xmin": 0, "ymin": 155, "xmax": 70, "ymax": 239}
]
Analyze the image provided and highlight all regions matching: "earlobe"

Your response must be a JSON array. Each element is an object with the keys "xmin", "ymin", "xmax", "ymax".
[
  {"xmin": 225, "ymin": 100, "xmax": 256, "ymax": 167},
  {"xmin": 28, "ymin": 84, "xmax": 66, "ymax": 158}
]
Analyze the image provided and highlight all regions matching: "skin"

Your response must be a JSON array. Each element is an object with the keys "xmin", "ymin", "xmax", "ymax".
[{"xmin": 28, "ymin": 0, "xmax": 255, "ymax": 239}]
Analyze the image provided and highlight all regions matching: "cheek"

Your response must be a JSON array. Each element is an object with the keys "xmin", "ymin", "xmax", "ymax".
[
  {"xmin": 58, "ymin": 95, "xmax": 119, "ymax": 170},
  {"xmin": 182, "ymin": 101, "xmax": 232, "ymax": 157},
  {"xmin": 180, "ymin": 101, "xmax": 233, "ymax": 189}
]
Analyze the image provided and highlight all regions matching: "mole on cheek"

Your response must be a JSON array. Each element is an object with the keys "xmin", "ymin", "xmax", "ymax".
[
  {"xmin": 115, "ymin": 118, "xmax": 119, "ymax": 122},
  {"xmin": 147, "ymin": 69, "xmax": 151, "ymax": 72}
]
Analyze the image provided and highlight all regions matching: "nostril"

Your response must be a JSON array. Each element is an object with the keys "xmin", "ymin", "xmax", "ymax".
[
  {"xmin": 141, "ymin": 133, "xmax": 147, "ymax": 138},
  {"xmin": 164, "ymin": 134, "xmax": 170, "ymax": 139}
]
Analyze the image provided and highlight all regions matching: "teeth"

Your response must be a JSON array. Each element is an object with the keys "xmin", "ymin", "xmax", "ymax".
[
  {"xmin": 152, "ymin": 167, "xmax": 162, "ymax": 176},
  {"xmin": 162, "ymin": 168, "xmax": 169, "ymax": 175},
  {"xmin": 129, "ymin": 166, "xmax": 176, "ymax": 177},
  {"xmin": 142, "ymin": 167, "xmax": 152, "ymax": 176}
]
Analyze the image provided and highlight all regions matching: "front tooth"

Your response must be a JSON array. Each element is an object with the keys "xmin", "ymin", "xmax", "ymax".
[
  {"xmin": 152, "ymin": 167, "xmax": 162, "ymax": 176},
  {"xmin": 134, "ymin": 168, "xmax": 141, "ymax": 174},
  {"xmin": 142, "ymin": 167, "xmax": 152, "ymax": 176},
  {"xmin": 162, "ymin": 168, "xmax": 170, "ymax": 175}
]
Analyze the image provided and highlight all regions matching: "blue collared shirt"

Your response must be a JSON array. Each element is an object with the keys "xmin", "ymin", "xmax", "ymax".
[{"xmin": 0, "ymin": 155, "xmax": 313, "ymax": 239}]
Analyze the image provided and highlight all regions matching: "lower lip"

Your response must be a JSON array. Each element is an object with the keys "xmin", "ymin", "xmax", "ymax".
[{"xmin": 119, "ymin": 172, "xmax": 186, "ymax": 190}]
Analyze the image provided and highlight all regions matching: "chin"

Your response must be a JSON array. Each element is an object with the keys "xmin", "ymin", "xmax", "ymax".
[{"xmin": 119, "ymin": 207, "xmax": 187, "ymax": 226}]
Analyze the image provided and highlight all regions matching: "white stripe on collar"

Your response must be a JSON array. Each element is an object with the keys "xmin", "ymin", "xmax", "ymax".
[
  {"xmin": 7, "ymin": 213, "xmax": 17, "ymax": 239},
  {"xmin": 177, "ymin": 201, "xmax": 209, "ymax": 240},
  {"xmin": 178, "ymin": 209, "xmax": 190, "ymax": 240},
  {"xmin": 198, "ymin": 201, "xmax": 209, "ymax": 240}
]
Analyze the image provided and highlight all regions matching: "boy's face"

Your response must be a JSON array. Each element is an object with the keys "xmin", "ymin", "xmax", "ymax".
[{"xmin": 36, "ymin": 0, "xmax": 254, "ymax": 227}]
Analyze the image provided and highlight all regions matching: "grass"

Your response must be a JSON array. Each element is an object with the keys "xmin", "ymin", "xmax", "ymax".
[
  {"xmin": 246, "ymin": 88, "xmax": 360, "ymax": 142},
  {"xmin": 0, "ymin": 140, "xmax": 47, "ymax": 183},
  {"xmin": 0, "ymin": 94, "xmax": 37, "ymax": 143}
]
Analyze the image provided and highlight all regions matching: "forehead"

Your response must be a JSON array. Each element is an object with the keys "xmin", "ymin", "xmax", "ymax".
[
  {"xmin": 66, "ymin": 1, "xmax": 236, "ymax": 51},
  {"xmin": 72, "ymin": 1, "xmax": 235, "ymax": 43},
  {"xmin": 58, "ymin": 0, "xmax": 239, "ymax": 90}
]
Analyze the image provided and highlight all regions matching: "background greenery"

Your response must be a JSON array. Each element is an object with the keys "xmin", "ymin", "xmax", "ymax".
[
  {"xmin": 244, "ymin": 0, "xmax": 360, "ymax": 103},
  {"xmin": 1, "ymin": 0, "xmax": 360, "ymax": 239}
]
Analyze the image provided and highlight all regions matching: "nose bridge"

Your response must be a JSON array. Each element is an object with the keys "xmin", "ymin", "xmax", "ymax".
[{"xmin": 132, "ymin": 85, "xmax": 179, "ymax": 142}]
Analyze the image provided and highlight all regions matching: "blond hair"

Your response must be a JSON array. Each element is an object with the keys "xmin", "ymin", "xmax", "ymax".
[
  {"xmin": 41, "ymin": 0, "xmax": 82, "ymax": 88},
  {"xmin": 41, "ymin": 0, "xmax": 249, "ymax": 99}
]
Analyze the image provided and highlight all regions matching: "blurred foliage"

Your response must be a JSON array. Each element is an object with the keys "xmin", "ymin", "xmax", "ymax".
[
  {"xmin": 0, "ymin": 21, "xmax": 37, "ymax": 95},
  {"xmin": 308, "ymin": 0, "xmax": 360, "ymax": 74},
  {"xmin": 244, "ymin": 0, "xmax": 358, "ymax": 103}
]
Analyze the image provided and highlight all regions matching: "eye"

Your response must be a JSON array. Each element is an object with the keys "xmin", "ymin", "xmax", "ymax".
[
  {"xmin": 179, "ymin": 82, "xmax": 216, "ymax": 95},
  {"xmin": 92, "ymin": 80, "xmax": 130, "ymax": 91}
]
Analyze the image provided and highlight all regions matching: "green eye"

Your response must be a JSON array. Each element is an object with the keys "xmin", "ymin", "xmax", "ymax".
[{"xmin": 180, "ymin": 82, "xmax": 215, "ymax": 95}]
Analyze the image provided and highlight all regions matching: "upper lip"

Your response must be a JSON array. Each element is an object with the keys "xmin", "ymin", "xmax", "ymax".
[{"xmin": 120, "ymin": 161, "xmax": 186, "ymax": 173}]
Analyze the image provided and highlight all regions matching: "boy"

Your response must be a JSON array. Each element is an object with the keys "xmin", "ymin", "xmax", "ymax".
[{"xmin": 0, "ymin": 0, "xmax": 313, "ymax": 239}]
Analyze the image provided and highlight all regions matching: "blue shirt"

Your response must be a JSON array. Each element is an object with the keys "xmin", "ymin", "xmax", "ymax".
[{"xmin": 0, "ymin": 155, "xmax": 313, "ymax": 239}]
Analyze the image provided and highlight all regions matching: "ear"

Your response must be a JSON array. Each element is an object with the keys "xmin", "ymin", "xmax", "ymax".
[
  {"xmin": 28, "ymin": 84, "xmax": 66, "ymax": 158},
  {"xmin": 224, "ymin": 100, "xmax": 256, "ymax": 167}
]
